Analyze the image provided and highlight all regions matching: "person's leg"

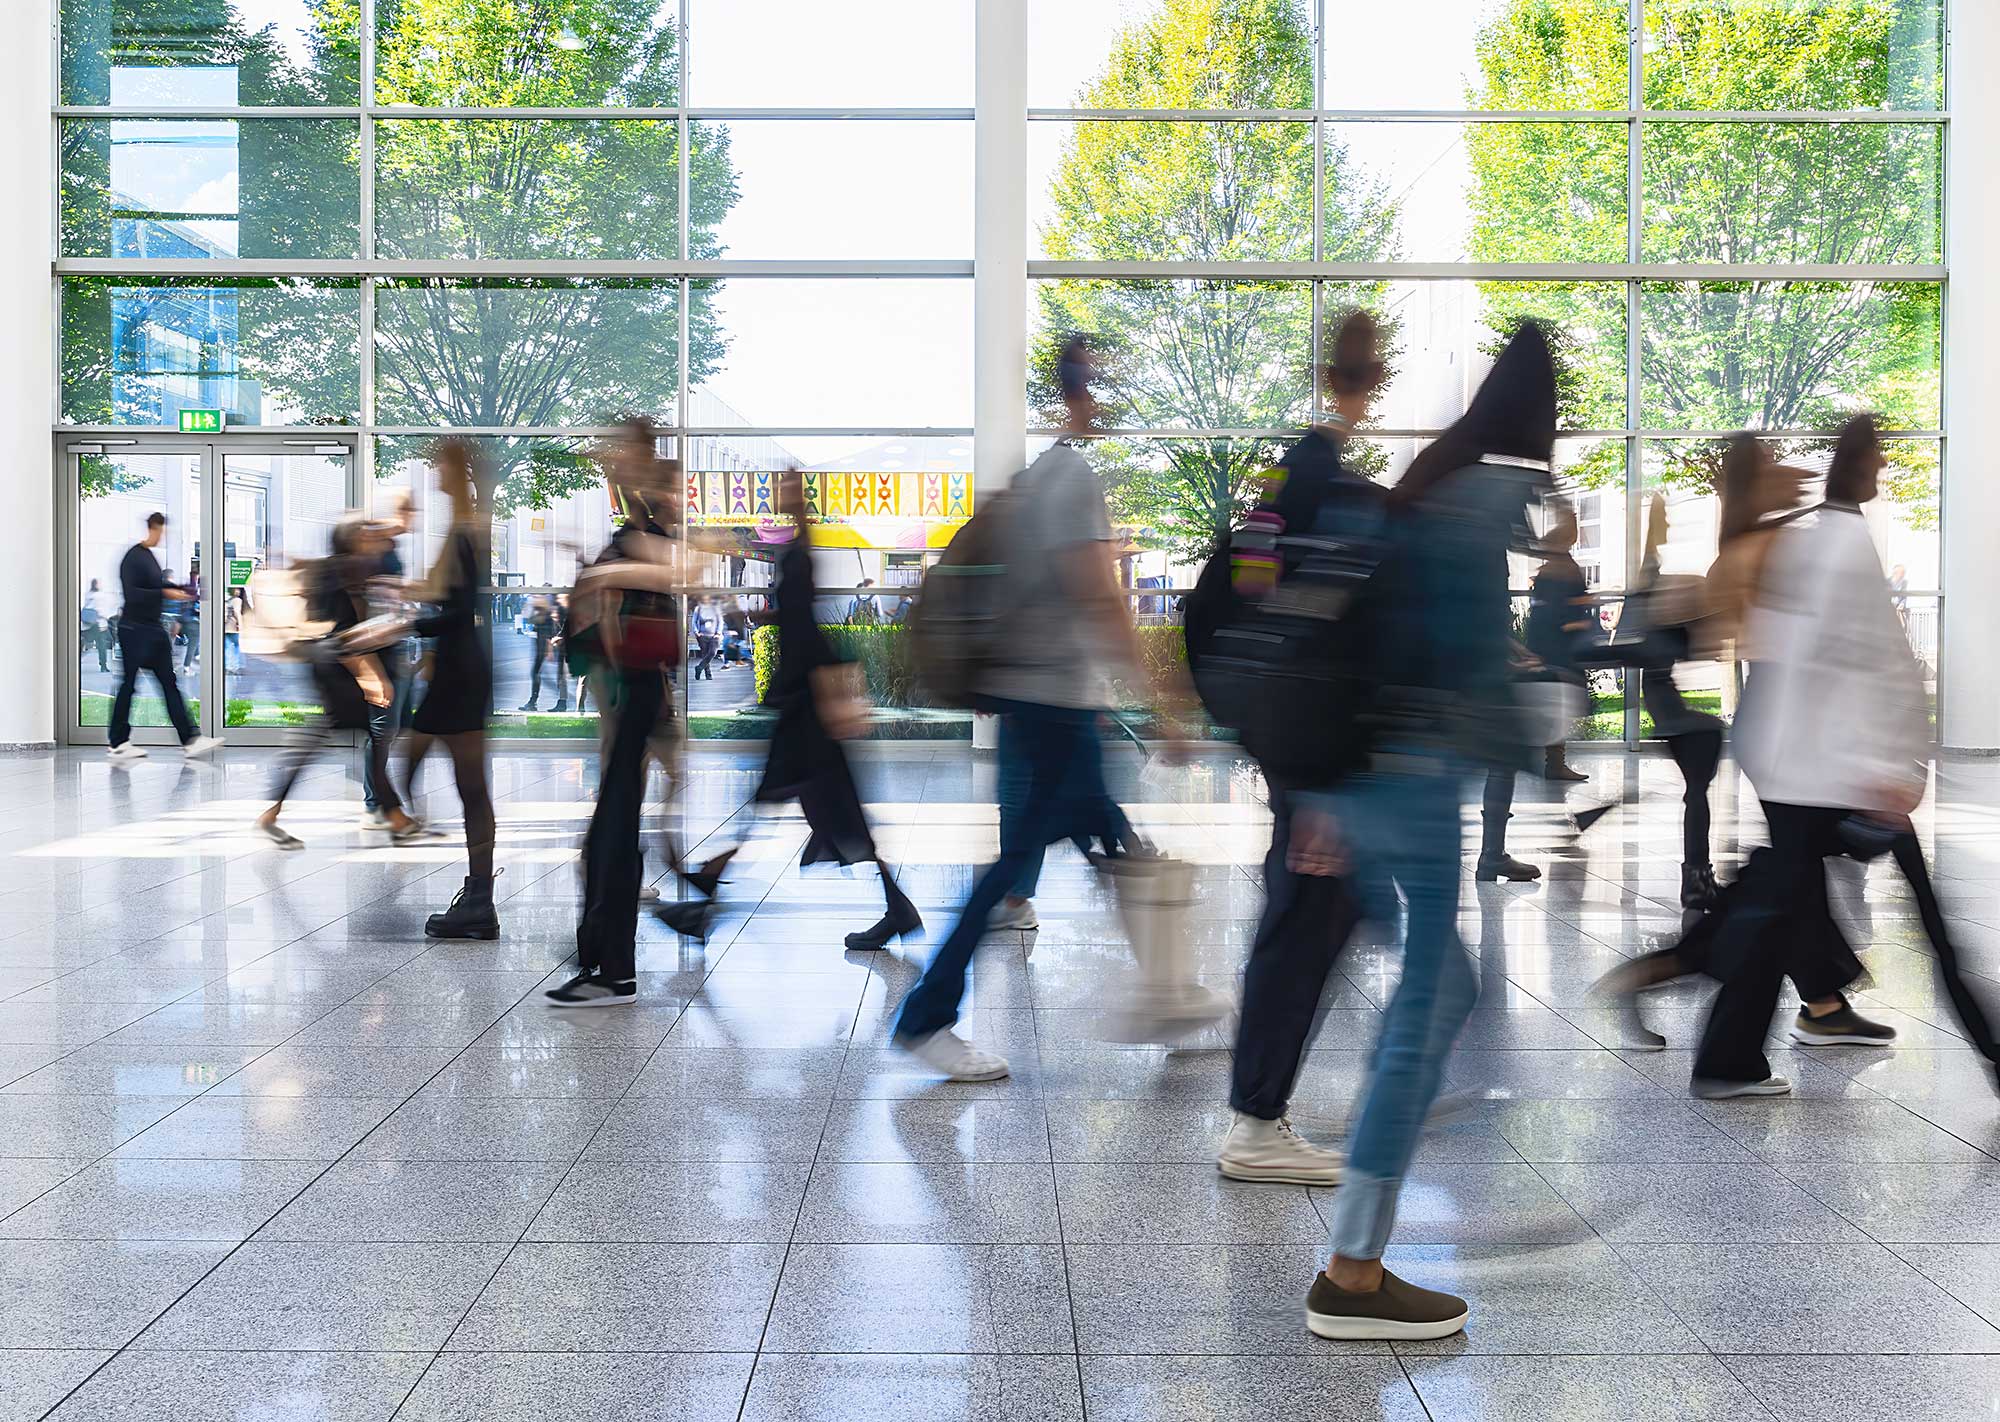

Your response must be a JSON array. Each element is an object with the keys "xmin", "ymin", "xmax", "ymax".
[
  {"xmin": 141, "ymin": 631, "xmax": 198, "ymax": 744},
  {"xmin": 256, "ymin": 721, "xmax": 333, "ymax": 845},
  {"xmin": 444, "ymin": 731, "xmax": 496, "ymax": 881},
  {"xmin": 109, "ymin": 625, "xmax": 145, "ymax": 746},
  {"xmin": 895, "ymin": 705, "xmax": 1083, "ymax": 1048},
  {"xmin": 362, "ymin": 700, "xmax": 393, "ymax": 813},
  {"xmin": 571, "ymin": 669, "xmax": 663, "ymax": 984},
  {"xmin": 1668, "ymin": 728, "xmax": 1723, "ymax": 875},
  {"xmin": 523, "ymin": 639, "xmax": 544, "ymax": 708},
  {"xmin": 1328, "ymin": 770, "xmax": 1478, "ymax": 1272},
  {"xmin": 399, "ymin": 730, "xmax": 434, "ymax": 814},
  {"xmin": 1893, "ymin": 831, "xmax": 2000, "ymax": 1068},
  {"xmin": 1475, "ymin": 768, "xmax": 1537, "ymax": 880},
  {"xmin": 997, "ymin": 711, "xmax": 1046, "ymax": 907}
]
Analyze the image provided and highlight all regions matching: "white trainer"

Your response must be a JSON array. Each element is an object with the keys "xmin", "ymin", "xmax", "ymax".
[
  {"xmin": 360, "ymin": 808, "xmax": 393, "ymax": 830},
  {"xmin": 182, "ymin": 736, "xmax": 223, "ymax": 760},
  {"xmin": 988, "ymin": 897, "xmax": 1038, "ymax": 930},
  {"xmin": 901, "ymin": 1028, "xmax": 1011, "ymax": 1082},
  {"xmin": 106, "ymin": 742, "xmax": 148, "ymax": 764},
  {"xmin": 1691, "ymin": 1075, "xmax": 1793, "ymax": 1100},
  {"xmin": 1216, "ymin": 1112, "xmax": 1343, "ymax": 1185}
]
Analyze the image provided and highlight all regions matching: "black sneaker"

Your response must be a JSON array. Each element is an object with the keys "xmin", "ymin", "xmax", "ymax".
[
  {"xmin": 1305, "ymin": 1269, "xmax": 1468, "ymax": 1341},
  {"xmin": 544, "ymin": 972, "xmax": 638, "ymax": 1009},
  {"xmin": 1790, "ymin": 995, "xmax": 1897, "ymax": 1046}
]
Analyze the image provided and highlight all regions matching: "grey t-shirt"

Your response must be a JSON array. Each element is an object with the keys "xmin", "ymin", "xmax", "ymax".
[{"xmin": 979, "ymin": 441, "xmax": 1123, "ymax": 711}]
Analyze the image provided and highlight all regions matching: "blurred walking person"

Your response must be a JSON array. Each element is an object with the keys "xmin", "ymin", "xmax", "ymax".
[
  {"xmin": 691, "ymin": 596, "xmax": 721, "ymax": 681},
  {"xmin": 106, "ymin": 512, "xmax": 220, "ymax": 764},
  {"xmin": 893, "ymin": 336, "xmax": 1152, "ymax": 1082},
  {"xmin": 1680, "ymin": 415, "xmax": 1922, "ymax": 1095},
  {"xmin": 1295, "ymin": 325, "xmax": 1555, "ymax": 1341},
  {"xmin": 399, "ymin": 440, "xmax": 500, "ymax": 940},
  {"xmin": 362, "ymin": 490, "xmax": 416, "ymax": 827},
  {"xmin": 518, "ymin": 593, "xmax": 562, "ymax": 711},
  {"xmin": 254, "ymin": 516, "xmax": 419, "ymax": 848},
  {"xmin": 1200, "ymin": 311, "xmax": 1386, "ymax": 1186}
]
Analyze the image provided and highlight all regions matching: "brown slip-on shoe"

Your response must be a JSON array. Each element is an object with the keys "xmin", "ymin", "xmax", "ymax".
[{"xmin": 1305, "ymin": 1268, "xmax": 1468, "ymax": 1341}]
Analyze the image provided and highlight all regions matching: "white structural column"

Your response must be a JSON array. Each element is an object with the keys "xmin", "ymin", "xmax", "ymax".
[
  {"xmin": 1944, "ymin": 2, "xmax": 2000, "ymax": 750},
  {"xmin": 0, "ymin": 0, "xmax": 55, "ymax": 746},
  {"xmin": 973, "ymin": 0, "xmax": 1027, "ymax": 498}
]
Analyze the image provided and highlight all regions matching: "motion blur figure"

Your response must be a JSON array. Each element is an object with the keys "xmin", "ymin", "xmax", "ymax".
[
  {"xmin": 1209, "ymin": 310, "xmax": 1385, "ymax": 1188},
  {"xmin": 1683, "ymin": 414, "xmax": 1924, "ymax": 1095},
  {"xmin": 1288, "ymin": 324, "xmax": 1556, "ymax": 1342},
  {"xmin": 361, "ymin": 490, "xmax": 416, "ymax": 826},
  {"xmin": 105, "ymin": 511, "xmax": 221, "ymax": 764},
  {"xmin": 400, "ymin": 439, "xmax": 500, "ymax": 941},
  {"xmin": 253, "ymin": 514, "xmax": 418, "ymax": 849}
]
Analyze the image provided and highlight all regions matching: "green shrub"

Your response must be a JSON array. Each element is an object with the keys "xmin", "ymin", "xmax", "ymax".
[{"xmin": 753, "ymin": 623, "xmax": 919, "ymax": 707}]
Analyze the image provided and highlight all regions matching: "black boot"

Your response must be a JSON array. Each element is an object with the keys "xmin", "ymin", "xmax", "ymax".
[
  {"xmin": 1544, "ymin": 744, "xmax": 1589, "ymax": 783},
  {"xmin": 425, "ymin": 875, "xmax": 499, "ymax": 940},
  {"xmin": 1475, "ymin": 853, "xmax": 1541, "ymax": 883},
  {"xmin": 1680, "ymin": 863, "xmax": 1719, "ymax": 912},
  {"xmin": 846, "ymin": 868, "xmax": 923, "ymax": 951}
]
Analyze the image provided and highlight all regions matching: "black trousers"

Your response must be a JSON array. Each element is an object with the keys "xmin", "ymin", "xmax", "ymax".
[
  {"xmin": 109, "ymin": 622, "xmax": 195, "ymax": 747},
  {"xmin": 1665, "ymin": 728, "xmax": 1723, "ymax": 871},
  {"xmin": 1231, "ymin": 781, "xmax": 1365, "ymax": 1118},
  {"xmin": 576, "ymin": 666, "xmax": 668, "ymax": 981},
  {"xmin": 525, "ymin": 635, "xmax": 553, "ymax": 705},
  {"xmin": 1694, "ymin": 801, "xmax": 1854, "ymax": 1083}
]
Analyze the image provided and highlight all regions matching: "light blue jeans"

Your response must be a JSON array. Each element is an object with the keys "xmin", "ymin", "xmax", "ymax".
[{"xmin": 1308, "ymin": 759, "xmax": 1478, "ymax": 1261}]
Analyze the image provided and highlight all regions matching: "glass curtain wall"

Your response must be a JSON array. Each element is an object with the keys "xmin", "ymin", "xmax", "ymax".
[
  {"xmin": 56, "ymin": 0, "xmax": 1946, "ymax": 741},
  {"xmin": 1027, "ymin": 0, "xmax": 1945, "ymax": 739},
  {"xmin": 56, "ymin": 0, "xmax": 976, "ymax": 739}
]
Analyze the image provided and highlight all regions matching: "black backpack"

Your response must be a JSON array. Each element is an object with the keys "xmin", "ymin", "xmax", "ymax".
[
  {"xmin": 907, "ymin": 463, "xmax": 1039, "ymax": 709},
  {"xmin": 1183, "ymin": 441, "xmax": 1390, "ymax": 784}
]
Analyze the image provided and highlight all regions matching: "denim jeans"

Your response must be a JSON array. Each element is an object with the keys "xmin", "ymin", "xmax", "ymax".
[
  {"xmin": 361, "ymin": 672, "xmax": 411, "ymax": 812},
  {"xmin": 1314, "ymin": 761, "xmax": 1477, "ymax": 1261},
  {"xmin": 895, "ymin": 700, "xmax": 1125, "ymax": 1041}
]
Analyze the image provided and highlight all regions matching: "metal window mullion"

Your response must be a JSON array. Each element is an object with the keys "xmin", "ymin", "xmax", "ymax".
[
  {"xmin": 1310, "ymin": 0, "xmax": 1325, "ymax": 421},
  {"xmin": 1623, "ymin": 0, "xmax": 1643, "ymax": 750}
]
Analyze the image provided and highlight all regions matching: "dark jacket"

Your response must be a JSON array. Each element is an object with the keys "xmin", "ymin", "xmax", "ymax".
[{"xmin": 118, "ymin": 543, "xmax": 173, "ymax": 628}]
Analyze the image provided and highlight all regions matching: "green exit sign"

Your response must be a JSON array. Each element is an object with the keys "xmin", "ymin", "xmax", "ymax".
[{"xmin": 177, "ymin": 408, "xmax": 225, "ymax": 434}]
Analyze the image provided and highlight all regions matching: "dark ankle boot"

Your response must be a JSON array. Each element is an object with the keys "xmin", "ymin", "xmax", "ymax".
[
  {"xmin": 845, "ymin": 899, "xmax": 922, "ymax": 952},
  {"xmin": 1475, "ymin": 853, "xmax": 1541, "ymax": 883},
  {"xmin": 1544, "ymin": 745, "xmax": 1589, "ymax": 783},
  {"xmin": 425, "ymin": 875, "xmax": 499, "ymax": 940},
  {"xmin": 1680, "ymin": 864, "xmax": 1719, "ymax": 912}
]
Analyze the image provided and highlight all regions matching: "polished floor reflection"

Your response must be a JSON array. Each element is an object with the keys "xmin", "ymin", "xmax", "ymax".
[{"xmin": 1, "ymin": 745, "xmax": 1997, "ymax": 1420}]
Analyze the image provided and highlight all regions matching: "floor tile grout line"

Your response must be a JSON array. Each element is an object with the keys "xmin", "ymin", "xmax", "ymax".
[
  {"xmin": 28, "ymin": 935, "xmax": 563, "ymax": 1420},
  {"xmin": 1040, "ymin": 1085, "xmax": 1089, "ymax": 1417}
]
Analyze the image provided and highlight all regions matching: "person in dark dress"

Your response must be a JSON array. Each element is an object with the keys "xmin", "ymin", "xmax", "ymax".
[
  {"xmin": 400, "ymin": 440, "xmax": 500, "ymax": 939},
  {"xmin": 254, "ymin": 515, "xmax": 419, "ymax": 849},
  {"xmin": 757, "ymin": 468, "xmax": 921, "ymax": 952}
]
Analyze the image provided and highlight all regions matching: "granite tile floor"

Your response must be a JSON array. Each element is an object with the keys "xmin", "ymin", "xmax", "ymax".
[{"xmin": 1, "ymin": 743, "xmax": 1998, "ymax": 1419}]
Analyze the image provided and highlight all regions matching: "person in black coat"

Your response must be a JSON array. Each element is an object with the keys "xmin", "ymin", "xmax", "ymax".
[
  {"xmin": 400, "ymin": 439, "xmax": 500, "ymax": 940},
  {"xmin": 756, "ymin": 468, "xmax": 921, "ymax": 952}
]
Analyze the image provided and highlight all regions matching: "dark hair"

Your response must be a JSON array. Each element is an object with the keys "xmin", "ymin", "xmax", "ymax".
[
  {"xmin": 1392, "ymin": 321, "xmax": 1558, "ymax": 508},
  {"xmin": 146, "ymin": 511, "xmax": 166, "ymax": 529},
  {"xmin": 1324, "ymin": 308, "xmax": 1383, "ymax": 398},
  {"xmin": 1824, "ymin": 413, "xmax": 1881, "ymax": 505},
  {"xmin": 617, "ymin": 413, "xmax": 663, "ymax": 452},
  {"xmin": 1057, "ymin": 334, "xmax": 1094, "ymax": 404},
  {"xmin": 1716, "ymin": 433, "xmax": 1765, "ymax": 546}
]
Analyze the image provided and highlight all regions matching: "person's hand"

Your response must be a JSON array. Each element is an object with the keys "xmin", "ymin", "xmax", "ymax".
[
  {"xmin": 163, "ymin": 588, "xmax": 191, "ymax": 602},
  {"xmin": 1287, "ymin": 805, "xmax": 1347, "ymax": 877}
]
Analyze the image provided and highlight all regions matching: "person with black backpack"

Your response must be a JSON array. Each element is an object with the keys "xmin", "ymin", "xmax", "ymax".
[
  {"xmin": 892, "ymin": 336, "xmax": 1162, "ymax": 1081},
  {"xmin": 1186, "ymin": 310, "xmax": 1386, "ymax": 1187}
]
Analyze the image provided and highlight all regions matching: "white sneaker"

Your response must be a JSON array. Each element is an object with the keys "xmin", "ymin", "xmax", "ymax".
[
  {"xmin": 1217, "ymin": 1112, "xmax": 1343, "ymax": 1185},
  {"xmin": 256, "ymin": 820, "xmax": 305, "ymax": 851},
  {"xmin": 360, "ymin": 809, "xmax": 393, "ymax": 830},
  {"xmin": 106, "ymin": 742, "xmax": 148, "ymax": 764},
  {"xmin": 988, "ymin": 898, "xmax": 1038, "ymax": 930},
  {"xmin": 901, "ymin": 1028, "xmax": 1011, "ymax": 1082},
  {"xmin": 182, "ymin": 736, "xmax": 223, "ymax": 760}
]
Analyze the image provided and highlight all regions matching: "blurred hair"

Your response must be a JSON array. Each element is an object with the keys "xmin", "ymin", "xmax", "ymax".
[
  {"xmin": 1392, "ymin": 321, "xmax": 1557, "ymax": 509},
  {"xmin": 1324, "ymin": 308, "xmax": 1383, "ymax": 398},
  {"xmin": 1825, "ymin": 413, "xmax": 1882, "ymax": 505},
  {"xmin": 1057, "ymin": 334, "xmax": 1094, "ymax": 404},
  {"xmin": 616, "ymin": 413, "xmax": 663, "ymax": 453},
  {"xmin": 329, "ymin": 511, "xmax": 368, "ymax": 558},
  {"xmin": 146, "ymin": 511, "xmax": 166, "ymax": 529},
  {"xmin": 1716, "ymin": 433, "xmax": 1765, "ymax": 546}
]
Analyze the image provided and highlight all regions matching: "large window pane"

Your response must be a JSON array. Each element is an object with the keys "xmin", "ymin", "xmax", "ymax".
[
  {"xmin": 374, "ymin": 0, "xmax": 679, "ymax": 107},
  {"xmin": 1030, "ymin": 279, "xmax": 1312, "ymax": 432},
  {"xmin": 61, "ymin": 0, "xmax": 359, "ymax": 106},
  {"xmin": 375, "ymin": 121, "xmax": 679, "ymax": 261},
  {"xmin": 1029, "ymin": 0, "xmax": 1313, "ymax": 111},
  {"xmin": 690, "ymin": 0, "xmax": 972, "ymax": 106},
  {"xmin": 61, "ymin": 119, "xmax": 359, "ymax": 260},
  {"xmin": 1639, "ymin": 281, "xmax": 1940, "ymax": 431},
  {"xmin": 62, "ymin": 277, "xmax": 361, "ymax": 426},
  {"xmin": 1643, "ymin": 0, "xmax": 1944, "ymax": 111},
  {"xmin": 222, "ymin": 448, "xmax": 351, "ymax": 728},
  {"xmin": 75, "ymin": 453, "xmax": 202, "ymax": 733},
  {"xmin": 1642, "ymin": 123, "xmax": 1940, "ymax": 264},
  {"xmin": 692, "ymin": 279, "xmax": 972, "ymax": 428},
  {"xmin": 1336, "ymin": 122, "xmax": 1626, "ymax": 264},
  {"xmin": 696, "ymin": 121, "xmax": 971, "ymax": 260},
  {"xmin": 373, "ymin": 281, "xmax": 680, "ymax": 429},
  {"xmin": 1325, "ymin": 0, "xmax": 1629, "ymax": 112},
  {"xmin": 1030, "ymin": 121, "xmax": 1315, "ymax": 262},
  {"xmin": 1322, "ymin": 281, "xmax": 1627, "ymax": 433}
]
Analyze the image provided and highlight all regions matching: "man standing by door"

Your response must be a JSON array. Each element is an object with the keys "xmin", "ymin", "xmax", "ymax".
[{"xmin": 107, "ymin": 512, "xmax": 221, "ymax": 764}]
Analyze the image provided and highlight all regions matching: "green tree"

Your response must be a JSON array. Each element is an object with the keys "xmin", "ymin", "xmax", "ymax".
[
  {"xmin": 1033, "ymin": 0, "xmax": 1395, "ymax": 561},
  {"xmin": 1464, "ymin": 0, "xmax": 1942, "ymax": 523}
]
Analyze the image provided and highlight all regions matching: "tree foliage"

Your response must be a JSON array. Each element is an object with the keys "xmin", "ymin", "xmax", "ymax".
[
  {"xmin": 1033, "ymin": 0, "xmax": 1395, "ymax": 561},
  {"xmin": 1464, "ymin": 0, "xmax": 1942, "ymax": 520}
]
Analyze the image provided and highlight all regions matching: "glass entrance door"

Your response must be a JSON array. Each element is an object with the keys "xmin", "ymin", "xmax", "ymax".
[{"xmin": 64, "ymin": 436, "xmax": 358, "ymax": 744}]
